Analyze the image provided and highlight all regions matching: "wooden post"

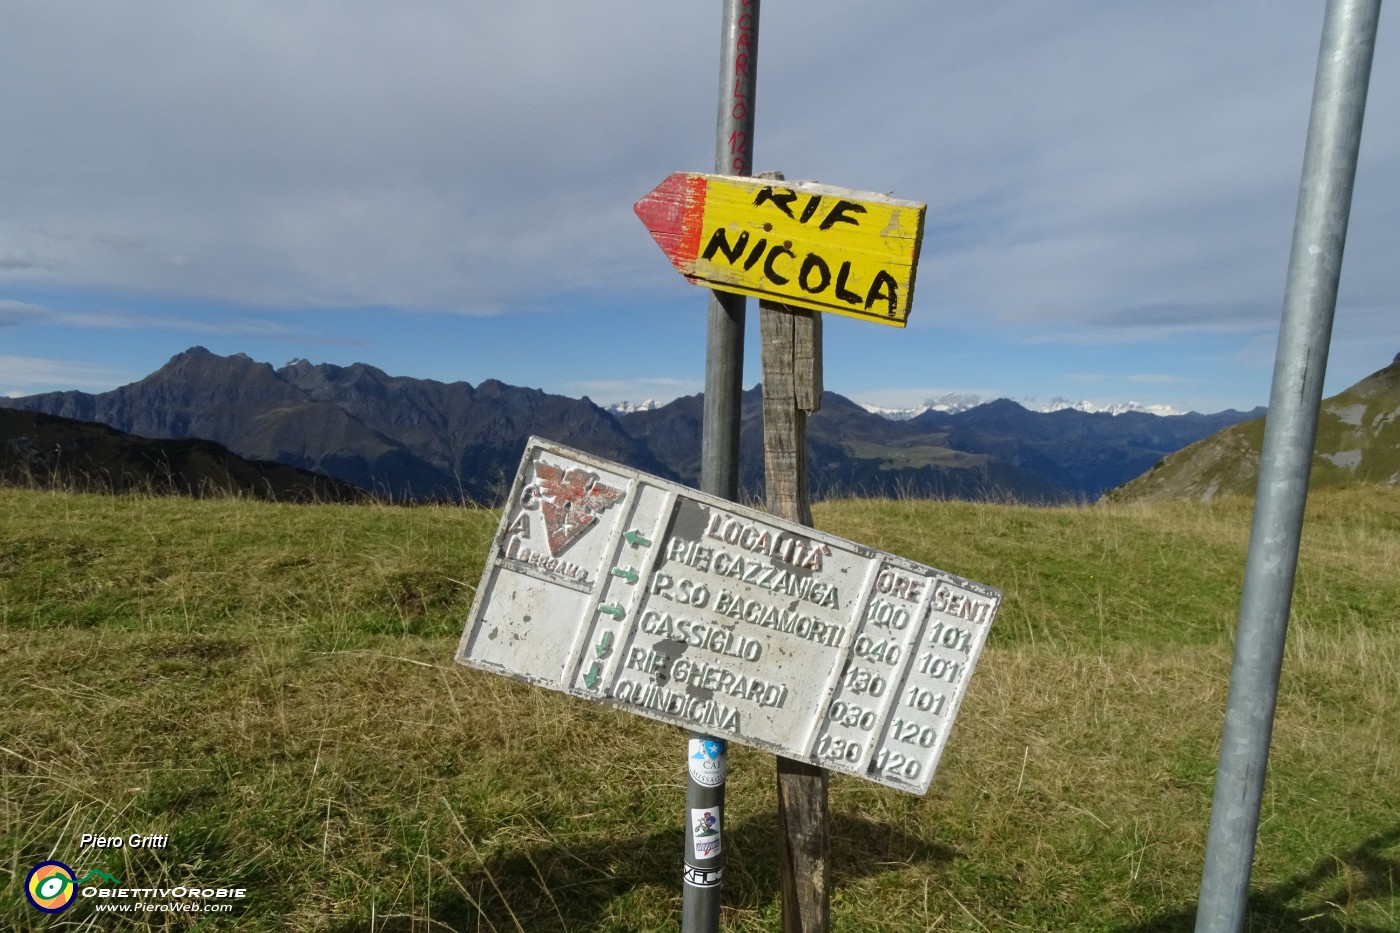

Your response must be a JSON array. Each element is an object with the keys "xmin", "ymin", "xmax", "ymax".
[{"xmin": 760, "ymin": 296, "xmax": 829, "ymax": 932}]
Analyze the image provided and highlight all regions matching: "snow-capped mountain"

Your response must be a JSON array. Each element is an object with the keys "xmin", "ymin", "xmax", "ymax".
[
  {"xmin": 859, "ymin": 394, "xmax": 1184, "ymax": 419},
  {"xmin": 604, "ymin": 399, "xmax": 664, "ymax": 415},
  {"xmin": 1032, "ymin": 396, "xmax": 1183, "ymax": 416},
  {"xmin": 608, "ymin": 391, "xmax": 1185, "ymax": 420}
]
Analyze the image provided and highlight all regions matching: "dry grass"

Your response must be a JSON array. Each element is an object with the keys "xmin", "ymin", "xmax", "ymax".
[{"xmin": 1, "ymin": 485, "xmax": 1396, "ymax": 930}]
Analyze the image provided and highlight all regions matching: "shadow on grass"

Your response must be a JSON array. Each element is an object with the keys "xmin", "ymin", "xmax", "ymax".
[
  {"xmin": 1118, "ymin": 825, "xmax": 1400, "ymax": 933},
  {"xmin": 329, "ymin": 809, "xmax": 957, "ymax": 932}
]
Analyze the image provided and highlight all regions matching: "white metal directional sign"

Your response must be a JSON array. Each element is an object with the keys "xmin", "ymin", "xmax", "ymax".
[{"xmin": 456, "ymin": 438, "xmax": 1000, "ymax": 794}]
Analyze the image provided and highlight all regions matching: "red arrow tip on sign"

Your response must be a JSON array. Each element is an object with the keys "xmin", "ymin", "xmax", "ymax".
[{"xmin": 634, "ymin": 173, "xmax": 708, "ymax": 271}]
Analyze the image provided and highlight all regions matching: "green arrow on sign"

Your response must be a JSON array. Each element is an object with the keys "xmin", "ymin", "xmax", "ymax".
[
  {"xmin": 595, "ymin": 631, "xmax": 615, "ymax": 658},
  {"xmin": 583, "ymin": 661, "xmax": 602, "ymax": 689},
  {"xmin": 611, "ymin": 567, "xmax": 639, "ymax": 584},
  {"xmin": 598, "ymin": 604, "xmax": 625, "ymax": 621},
  {"xmin": 624, "ymin": 529, "xmax": 652, "ymax": 547}
]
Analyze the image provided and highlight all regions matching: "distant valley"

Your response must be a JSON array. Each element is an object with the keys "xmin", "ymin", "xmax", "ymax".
[{"xmin": 1, "ymin": 346, "xmax": 1269, "ymax": 505}]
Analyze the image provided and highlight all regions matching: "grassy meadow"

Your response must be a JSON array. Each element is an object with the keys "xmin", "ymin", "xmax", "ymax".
[{"xmin": 1, "ymin": 484, "xmax": 1397, "ymax": 931}]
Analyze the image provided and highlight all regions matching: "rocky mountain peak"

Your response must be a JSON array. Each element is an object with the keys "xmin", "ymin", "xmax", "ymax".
[{"xmin": 2, "ymin": 346, "xmax": 1293, "ymax": 505}]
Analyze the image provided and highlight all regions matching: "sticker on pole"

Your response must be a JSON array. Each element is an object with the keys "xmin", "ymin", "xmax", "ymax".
[
  {"xmin": 688, "ymin": 738, "xmax": 727, "ymax": 787},
  {"xmin": 455, "ymin": 438, "xmax": 1001, "ymax": 794},
  {"xmin": 691, "ymin": 808, "xmax": 722, "ymax": 859}
]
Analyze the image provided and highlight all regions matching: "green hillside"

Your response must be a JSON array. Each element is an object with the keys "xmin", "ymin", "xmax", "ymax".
[
  {"xmin": 1, "ymin": 408, "xmax": 366, "ymax": 502},
  {"xmin": 2, "ymin": 488, "xmax": 1396, "ymax": 930},
  {"xmin": 1109, "ymin": 355, "xmax": 1400, "ymax": 503}
]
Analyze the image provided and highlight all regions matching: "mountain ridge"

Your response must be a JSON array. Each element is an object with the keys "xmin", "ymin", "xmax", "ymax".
[
  {"xmin": 2, "ymin": 347, "xmax": 1266, "ymax": 505},
  {"xmin": 611, "ymin": 394, "xmax": 1241, "ymax": 421}
]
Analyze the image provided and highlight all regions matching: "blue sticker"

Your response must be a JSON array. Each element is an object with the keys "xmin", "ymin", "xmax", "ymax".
[{"xmin": 687, "ymin": 738, "xmax": 727, "ymax": 787}]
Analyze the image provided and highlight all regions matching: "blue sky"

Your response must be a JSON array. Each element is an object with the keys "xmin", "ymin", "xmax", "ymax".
[{"xmin": 2, "ymin": 2, "xmax": 1397, "ymax": 414}]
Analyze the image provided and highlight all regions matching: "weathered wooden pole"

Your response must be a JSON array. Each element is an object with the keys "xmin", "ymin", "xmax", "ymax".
[{"xmin": 759, "ymin": 287, "xmax": 830, "ymax": 931}]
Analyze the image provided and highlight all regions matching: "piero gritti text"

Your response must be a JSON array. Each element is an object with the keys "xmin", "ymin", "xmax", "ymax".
[{"xmin": 80, "ymin": 832, "xmax": 170, "ymax": 850}]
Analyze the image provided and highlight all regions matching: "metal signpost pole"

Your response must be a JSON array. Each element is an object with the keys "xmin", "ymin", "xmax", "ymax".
[
  {"xmin": 688, "ymin": 1, "xmax": 758, "ymax": 930},
  {"xmin": 1193, "ymin": 2, "xmax": 1381, "ymax": 931}
]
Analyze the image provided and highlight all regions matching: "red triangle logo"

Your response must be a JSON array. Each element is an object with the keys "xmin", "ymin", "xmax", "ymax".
[{"xmin": 535, "ymin": 465, "xmax": 625, "ymax": 556}]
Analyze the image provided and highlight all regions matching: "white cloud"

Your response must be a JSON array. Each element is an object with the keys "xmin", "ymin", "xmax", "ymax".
[
  {"xmin": 0, "ymin": 299, "xmax": 367, "ymax": 345},
  {"xmin": 0, "ymin": 354, "xmax": 133, "ymax": 394},
  {"xmin": 0, "ymin": 3, "xmax": 715, "ymax": 310},
  {"xmin": 6, "ymin": 2, "xmax": 1391, "ymax": 322},
  {"xmin": 0, "ymin": 300, "xmax": 52, "ymax": 327},
  {"xmin": 0, "ymin": 1, "xmax": 1394, "ymax": 411}
]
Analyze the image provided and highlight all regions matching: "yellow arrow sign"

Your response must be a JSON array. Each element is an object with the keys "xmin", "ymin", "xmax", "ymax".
[{"xmin": 635, "ymin": 173, "xmax": 926, "ymax": 326}]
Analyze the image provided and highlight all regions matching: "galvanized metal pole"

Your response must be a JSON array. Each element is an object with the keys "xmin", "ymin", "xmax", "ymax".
[
  {"xmin": 686, "ymin": 1, "xmax": 758, "ymax": 931},
  {"xmin": 1194, "ymin": 3, "xmax": 1381, "ymax": 931},
  {"xmin": 700, "ymin": 0, "xmax": 756, "ymax": 517}
]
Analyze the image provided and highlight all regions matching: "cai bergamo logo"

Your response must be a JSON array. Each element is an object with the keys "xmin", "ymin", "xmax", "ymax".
[{"xmin": 25, "ymin": 861, "xmax": 78, "ymax": 913}]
